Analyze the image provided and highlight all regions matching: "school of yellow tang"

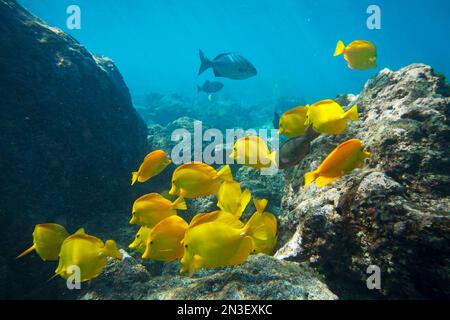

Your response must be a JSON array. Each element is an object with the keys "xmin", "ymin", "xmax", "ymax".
[{"xmin": 17, "ymin": 39, "xmax": 374, "ymax": 282}]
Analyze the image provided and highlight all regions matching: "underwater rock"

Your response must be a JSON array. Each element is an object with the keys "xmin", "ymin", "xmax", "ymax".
[
  {"xmin": 0, "ymin": 0, "xmax": 148, "ymax": 299},
  {"xmin": 276, "ymin": 64, "xmax": 450, "ymax": 299},
  {"xmin": 136, "ymin": 93, "xmax": 303, "ymax": 131},
  {"xmin": 79, "ymin": 254, "xmax": 337, "ymax": 300},
  {"xmin": 235, "ymin": 167, "xmax": 285, "ymax": 218}
]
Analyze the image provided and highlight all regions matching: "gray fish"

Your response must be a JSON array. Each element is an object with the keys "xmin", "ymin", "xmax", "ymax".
[
  {"xmin": 278, "ymin": 126, "xmax": 321, "ymax": 170},
  {"xmin": 198, "ymin": 49, "xmax": 257, "ymax": 80},
  {"xmin": 197, "ymin": 80, "xmax": 224, "ymax": 93}
]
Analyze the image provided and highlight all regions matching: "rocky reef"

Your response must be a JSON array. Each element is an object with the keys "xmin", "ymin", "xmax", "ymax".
[
  {"xmin": 135, "ymin": 92, "xmax": 305, "ymax": 131},
  {"xmin": 79, "ymin": 254, "xmax": 337, "ymax": 300},
  {"xmin": 0, "ymin": 0, "xmax": 148, "ymax": 299},
  {"xmin": 276, "ymin": 64, "xmax": 450, "ymax": 299}
]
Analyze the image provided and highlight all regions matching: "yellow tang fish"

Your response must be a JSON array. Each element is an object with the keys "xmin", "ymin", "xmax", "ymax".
[
  {"xmin": 128, "ymin": 226, "xmax": 151, "ymax": 254},
  {"xmin": 231, "ymin": 136, "xmax": 277, "ymax": 169},
  {"xmin": 304, "ymin": 138, "xmax": 371, "ymax": 188},
  {"xmin": 169, "ymin": 163, "xmax": 233, "ymax": 199},
  {"xmin": 17, "ymin": 223, "xmax": 70, "ymax": 261},
  {"xmin": 142, "ymin": 216, "xmax": 188, "ymax": 262},
  {"xmin": 53, "ymin": 233, "xmax": 122, "ymax": 282},
  {"xmin": 278, "ymin": 106, "xmax": 310, "ymax": 138},
  {"xmin": 131, "ymin": 150, "xmax": 171, "ymax": 186},
  {"xmin": 305, "ymin": 99, "xmax": 359, "ymax": 135},
  {"xmin": 248, "ymin": 199, "xmax": 278, "ymax": 255},
  {"xmin": 217, "ymin": 180, "xmax": 251, "ymax": 219},
  {"xmin": 130, "ymin": 193, "xmax": 187, "ymax": 228},
  {"xmin": 180, "ymin": 210, "xmax": 268, "ymax": 276},
  {"xmin": 334, "ymin": 40, "xmax": 377, "ymax": 70}
]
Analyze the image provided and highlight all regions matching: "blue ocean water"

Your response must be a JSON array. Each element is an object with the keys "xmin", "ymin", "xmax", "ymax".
[{"xmin": 18, "ymin": 0, "xmax": 450, "ymax": 104}]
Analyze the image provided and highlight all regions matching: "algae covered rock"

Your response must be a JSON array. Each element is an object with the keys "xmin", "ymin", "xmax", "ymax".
[
  {"xmin": 0, "ymin": 0, "xmax": 148, "ymax": 299},
  {"xmin": 79, "ymin": 254, "xmax": 337, "ymax": 300},
  {"xmin": 276, "ymin": 64, "xmax": 450, "ymax": 299}
]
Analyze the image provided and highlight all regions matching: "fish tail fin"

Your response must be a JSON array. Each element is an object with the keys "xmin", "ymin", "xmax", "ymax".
[
  {"xmin": 253, "ymin": 198, "xmax": 268, "ymax": 214},
  {"xmin": 237, "ymin": 189, "xmax": 252, "ymax": 218},
  {"xmin": 103, "ymin": 240, "xmax": 122, "ymax": 260},
  {"xmin": 16, "ymin": 244, "xmax": 36, "ymax": 259},
  {"xmin": 334, "ymin": 40, "xmax": 345, "ymax": 56},
  {"xmin": 216, "ymin": 165, "xmax": 233, "ymax": 182},
  {"xmin": 131, "ymin": 172, "xmax": 139, "ymax": 186},
  {"xmin": 304, "ymin": 170, "xmax": 318, "ymax": 188},
  {"xmin": 198, "ymin": 49, "xmax": 212, "ymax": 75},
  {"xmin": 343, "ymin": 105, "xmax": 359, "ymax": 122},
  {"xmin": 171, "ymin": 195, "xmax": 187, "ymax": 211}
]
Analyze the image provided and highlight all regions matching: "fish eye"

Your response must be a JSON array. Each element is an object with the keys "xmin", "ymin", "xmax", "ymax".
[
  {"xmin": 184, "ymin": 244, "xmax": 188, "ymax": 248},
  {"xmin": 150, "ymin": 241, "xmax": 153, "ymax": 245},
  {"xmin": 132, "ymin": 212, "xmax": 136, "ymax": 215},
  {"xmin": 136, "ymin": 234, "xmax": 140, "ymax": 238}
]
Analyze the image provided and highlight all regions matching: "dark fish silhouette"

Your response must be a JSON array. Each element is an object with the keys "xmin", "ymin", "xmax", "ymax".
[
  {"xmin": 197, "ymin": 80, "xmax": 224, "ymax": 93},
  {"xmin": 278, "ymin": 126, "xmax": 320, "ymax": 170},
  {"xmin": 198, "ymin": 49, "xmax": 257, "ymax": 80},
  {"xmin": 273, "ymin": 111, "xmax": 280, "ymax": 129}
]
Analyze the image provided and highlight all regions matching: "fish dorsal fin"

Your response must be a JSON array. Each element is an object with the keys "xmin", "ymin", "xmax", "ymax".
[
  {"xmin": 74, "ymin": 228, "xmax": 85, "ymax": 235},
  {"xmin": 136, "ymin": 193, "xmax": 162, "ymax": 203},
  {"xmin": 236, "ymin": 189, "xmax": 252, "ymax": 218},
  {"xmin": 213, "ymin": 53, "xmax": 232, "ymax": 60},
  {"xmin": 285, "ymin": 106, "xmax": 308, "ymax": 116},
  {"xmin": 189, "ymin": 211, "xmax": 243, "ymax": 229}
]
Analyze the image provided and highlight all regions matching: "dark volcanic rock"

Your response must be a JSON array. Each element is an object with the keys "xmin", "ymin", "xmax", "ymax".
[
  {"xmin": 276, "ymin": 64, "xmax": 450, "ymax": 299},
  {"xmin": 0, "ymin": 0, "xmax": 148, "ymax": 299}
]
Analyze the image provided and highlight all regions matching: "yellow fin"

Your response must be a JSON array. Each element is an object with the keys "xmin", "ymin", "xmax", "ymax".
[
  {"xmin": 304, "ymin": 171, "xmax": 318, "ymax": 188},
  {"xmin": 74, "ymin": 228, "xmax": 85, "ymax": 235},
  {"xmin": 253, "ymin": 198, "xmax": 268, "ymax": 214},
  {"xmin": 244, "ymin": 213, "xmax": 268, "ymax": 241},
  {"xmin": 103, "ymin": 240, "xmax": 122, "ymax": 260},
  {"xmin": 47, "ymin": 273, "xmax": 60, "ymax": 282},
  {"xmin": 334, "ymin": 40, "xmax": 345, "ymax": 56},
  {"xmin": 236, "ymin": 189, "xmax": 252, "ymax": 218},
  {"xmin": 216, "ymin": 165, "xmax": 233, "ymax": 182},
  {"xmin": 342, "ymin": 105, "xmax": 359, "ymax": 122},
  {"xmin": 189, "ymin": 254, "xmax": 204, "ymax": 277},
  {"xmin": 16, "ymin": 244, "xmax": 36, "ymax": 259},
  {"xmin": 131, "ymin": 172, "xmax": 139, "ymax": 186},
  {"xmin": 316, "ymin": 175, "xmax": 340, "ymax": 188},
  {"xmin": 171, "ymin": 195, "xmax": 187, "ymax": 211}
]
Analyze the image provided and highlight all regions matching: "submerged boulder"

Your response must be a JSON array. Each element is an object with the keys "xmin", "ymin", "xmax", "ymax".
[
  {"xmin": 276, "ymin": 64, "xmax": 450, "ymax": 299},
  {"xmin": 79, "ymin": 254, "xmax": 337, "ymax": 300},
  {"xmin": 0, "ymin": 0, "xmax": 148, "ymax": 299}
]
